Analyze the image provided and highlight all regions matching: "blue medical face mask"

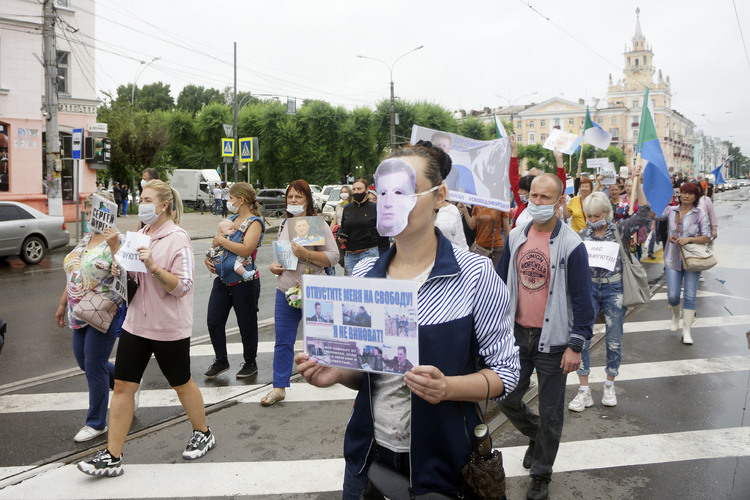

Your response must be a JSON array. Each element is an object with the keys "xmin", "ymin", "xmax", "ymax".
[
  {"xmin": 587, "ymin": 218, "xmax": 607, "ymax": 230},
  {"xmin": 525, "ymin": 200, "xmax": 557, "ymax": 224}
]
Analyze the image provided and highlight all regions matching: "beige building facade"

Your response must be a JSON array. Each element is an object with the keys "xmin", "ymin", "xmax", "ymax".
[{"xmin": 484, "ymin": 11, "xmax": 698, "ymax": 174}]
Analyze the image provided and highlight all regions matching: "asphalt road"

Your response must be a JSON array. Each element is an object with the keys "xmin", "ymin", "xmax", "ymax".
[{"xmin": 0, "ymin": 189, "xmax": 748, "ymax": 499}]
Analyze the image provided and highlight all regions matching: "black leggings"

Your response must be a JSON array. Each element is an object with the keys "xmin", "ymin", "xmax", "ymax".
[{"xmin": 114, "ymin": 330, "xmax": 191, "ymax": 387}]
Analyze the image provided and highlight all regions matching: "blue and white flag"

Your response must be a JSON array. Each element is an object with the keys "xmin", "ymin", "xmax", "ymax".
[{"xmin": 583, "ymin": 107, "xmax": 612, "ymax": 150}]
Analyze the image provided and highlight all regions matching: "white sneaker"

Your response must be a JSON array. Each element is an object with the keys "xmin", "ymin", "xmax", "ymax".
[
  {"xmin": 602, "ymin": 384, "xmax": 617, "ymax": 407},
  {"xmin": 568, "ymin": 389, "xmax": 594, "ymax": 412},
  {"xmin": 74, "ymin": 425, "xmax": 108, "ymax": 443}
]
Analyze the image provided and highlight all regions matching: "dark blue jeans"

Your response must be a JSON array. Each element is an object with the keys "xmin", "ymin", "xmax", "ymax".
[
  {"xmin": 273, "ymin": 289, "xmax": 302, "ymax": 388},
  {"xmin": 72, "ymin": 322, "xmax": 117, "ymax": 430},
  {"xmin": 497, "ymin": 324, "xmax": 567, "ymax": 481},
  {"xmin": 207, "ymin": 278, "xmax": 258, "ymax": 366}
]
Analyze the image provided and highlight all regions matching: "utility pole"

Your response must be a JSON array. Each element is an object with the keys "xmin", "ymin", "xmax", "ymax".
[
  {"xmin": 42, "ymin": 0, "xmax": 62, "ymax": 217},
  {"xmin": 233, "ymin": 42, "xmax": 238, "ymax": 183}
]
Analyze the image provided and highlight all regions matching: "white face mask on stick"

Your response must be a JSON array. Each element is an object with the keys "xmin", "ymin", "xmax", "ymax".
[{"xmin": 374, "ymin": 158, "xmax": 438, "ymax": 237}]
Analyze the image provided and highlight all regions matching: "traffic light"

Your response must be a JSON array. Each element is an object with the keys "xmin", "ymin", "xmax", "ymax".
[{"xmin": 85, "ymin": 137, "xmax": 111, "ymax": 164}]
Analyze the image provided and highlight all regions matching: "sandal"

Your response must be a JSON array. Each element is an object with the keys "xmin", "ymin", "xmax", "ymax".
[{"xmin": 260, "ymin": 389, "xmax": 285, "ymax": 407}]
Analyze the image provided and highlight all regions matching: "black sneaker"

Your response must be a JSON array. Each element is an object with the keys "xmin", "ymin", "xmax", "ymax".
[
  {"xmin": 236, "ymin": 362, "xmax": 258, "ymax": 379},
  {"xmin": 77, "ymin": 449, "xmax": 123, "ymax": 477},
  {"xmin": 183, "ymin": 427, "xmax": 215, "ymax": 460},
  {"xmin": 204, "ymin": 361, "xmax": 229, "ymax": 379},
  {"xmin": 526, "ymin": 476, "xmax": 549, "ymax": 500}
]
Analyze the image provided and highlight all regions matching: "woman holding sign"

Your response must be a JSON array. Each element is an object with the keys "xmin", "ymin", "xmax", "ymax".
[
  {"xmin": 294, "ymin": 142, "xmax": 520, "ymax": 499},
  {"xmin": 567, "ymin": 170, "xmax": 650, "ymax": 413},
  {"xmin": 55, "ymin": 191, "xmax": 125, "ymax": 443},
  {"xmin": 265, "ymin": 180, "xmax": 339, "ymax": 406},
  {"xmin": 78, "ymin": 180, "xmax": 215, "ymax": 477}
]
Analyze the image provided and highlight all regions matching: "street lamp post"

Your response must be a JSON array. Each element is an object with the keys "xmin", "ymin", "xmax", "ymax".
[
  {"xmin": 131, "ymin": 56, "xmax": 160, "ymax": 106},
  {"xmin": 357, "ymin": 45, "xmax": 424, "ymax": 152}
]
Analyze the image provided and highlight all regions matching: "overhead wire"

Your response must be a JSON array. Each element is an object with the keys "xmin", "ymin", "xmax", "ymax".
[{"xmin": 732, "ymin": 0, "xmax": 750, "ymax": 71}]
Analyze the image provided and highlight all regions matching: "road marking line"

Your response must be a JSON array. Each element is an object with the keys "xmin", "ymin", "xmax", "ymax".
[
  {"xmin": 1, "ymin": 427, "xmax": 748, "ymax": 498},
  {"xmin": 650, "ymin": 290, "xmax": 750, "ymax": 301},
  {"xmin": 190, "ymin": 340, "xmax": 303, "ymax": 357},
  {"xmin": 3, "ymin": 355, "xmax": 746, "ymax": 413}
]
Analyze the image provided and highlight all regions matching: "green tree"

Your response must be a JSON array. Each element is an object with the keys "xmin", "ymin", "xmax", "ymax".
[
  {"xmin": 137, "ymin": 82, "xmax": 174, "ymax": 112},
  {"xmin": 457, "ymin": 117, "xmax": 492, "ymax": 140},
  {"xmin": 177, "ymin": 85, "xmax": 223, "ymax": 114},
  {"xmin": 518, "ymin": 143, "xmax": 555, "ymax": 172}
]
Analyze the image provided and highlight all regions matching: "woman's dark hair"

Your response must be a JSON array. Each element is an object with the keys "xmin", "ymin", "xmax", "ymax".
[
  {"xmin": 679, "ymin": 181, "xmax": 702, "ymax": 206},
  {"xmin": 519, "ymin": 175, "xmax": 535, "ymax": 192},
  {"xmin": 286, "ymin": 180, "xmax": 316, "ymax": 216},
  {"xmin": 388, "ymin": 140, "xmax": 452, "ymax": 187},
  {"xmin": 142, "ymin": 168, "xmax": 160, "ymax": 181}
]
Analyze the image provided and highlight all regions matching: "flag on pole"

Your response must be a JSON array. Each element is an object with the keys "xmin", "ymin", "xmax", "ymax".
[
  {"xmin": 216, "ymin": 166, "xmax": 222, "ymax": 177},
  {"xmin": 711, "ymin": 164, "xmax": 726, "ymax": 185},
  {"xmin": 494, "ymin": 115, "xmax": 508, "ymax": 139},
  {"xmin": 636, "ymin": 87, "xmax": 672, "ymax": 215},
  {"xmin": 583, "ymin": 106, "xmax": 612, "ymax": 150}
]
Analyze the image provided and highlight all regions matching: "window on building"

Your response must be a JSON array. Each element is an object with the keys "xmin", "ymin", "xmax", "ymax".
[
  {"xmin": 57, "ymin": 51, "xmax": 70, "ymax": 95},
  {"xmin": 517, "ymin": 121, "xmax": 522, "ymax": 129},
  {"xmin": 635, "ymin": 58, "xmax": 639, "ymax": 68},
  {"xmin": 568, "ymin": 118, "xmax": 574, "ymax": 125},
  {"xmin": 55, "ymin": 0, "xmax": 69, "ymax": 7},
  {"xmin": 611, "ymin": 117, "xmax": 617, "ymax": 124},
  {"xmin": 632, "ymin": 99, "xmax": 639, "ymax": 108},
  {"xmin": 609, "ymin": 128, "xmax": 619, "ymax": 138},
  {"xmin": 541, "ymin": 134, "xmax": 547, "ymax": 141},
  {"xmin": 632, "ymin": 130, "xmax": 639, "ymax": 139},
  {"xmin": 529, "ymin": 133, "xmax": 536, "ymax": 143},
  {"xmin": 597, "ymin": 117, "xmax": 602, "ymax": 124},
  {"xmin": 41, "ymin": 131, "xmax": 73, "ymax": 200},
  {"xmin": 528, "ymin": 120, "xmax": 534, "ymax": 128},
  {"xmin": 553, "ymin": 118, "xmax": 560, "ymax": 127},
  {"xmin": 540, "ymin": 120, "xmax": 546, "ymax": 127}
]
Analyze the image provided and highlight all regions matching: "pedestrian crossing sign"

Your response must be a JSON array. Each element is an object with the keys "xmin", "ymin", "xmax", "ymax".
[
  {"xmin": 239, "ymin": 137, "xmax": 253, "ymax": 163},
  {"xmin": 221, "ymin": 138, "xmax": 234, "ymax": 157}
]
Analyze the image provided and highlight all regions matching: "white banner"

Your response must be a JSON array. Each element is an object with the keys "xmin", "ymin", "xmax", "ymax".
[
  {"xmin": 114, "ymin": 232, "xmax": 151, "ymax": 273},
  {"xmin": 302, "ymin": 275, "xmax": 419, "ymax": 375},
  {"xmin": 89, "ymin": 194, "xmax": 117, "ymax": 233},
  {"xmin": 543, "ymin": 129, "xmax": 582, "ymax": 155},
  {"xmin": 411, "ymin": 125, "xmax": 511, "ymax": 211},
  {"xmin": 586, "ymin": 158, "xmax": 610, "ymax": 172},
  {"xmin": 584, "ymin": 241, "xmax": 620, "ymax": 271}
]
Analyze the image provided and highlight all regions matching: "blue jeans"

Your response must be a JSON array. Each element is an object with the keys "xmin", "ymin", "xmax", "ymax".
[
  {"xmin": 273, "ymin": 289, "xmax": 302, "ymax": 388},
  {"xmin": 344, "ymin": 247, "xmax": 379, "ymax": 276},
  {"xmin": 72, "ymin": 322, "xmax": 117, "ymax": 430},
  {"xmin": 207, "ymin": 278, "xmax": 258, "ymax": 366},
  {"xmin": 121, "ymin": 199, "xmax": 128, "ymax": 216},
  {"xmin": 214, "ymin": 199, "xmax": 221, "ymax": 215},
  {"xmin": 497, "ymin": 325, "xmax": 567, "ymax": 481},
  {"xmin": 665, "ymin": 266, "xmax": 700, "ymax": 310},
  {"xmin": 578, "ymin": 280, "xmax": 625, "ymax": 378},
  {"xmin": 648, "ymin": 228, "xmax": 658, "ymax": 256}
]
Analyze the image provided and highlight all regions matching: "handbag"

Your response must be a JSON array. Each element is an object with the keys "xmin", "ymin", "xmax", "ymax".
[
  {"xmin": 72, "ymin": 290, "xmax": 119, "ymax": 332},
  {"xmin": 675, "ymin": 210, "xmax": 716, "ymax": 272},
  {"xmin": 680, "ymin": 243, "xmax": 717, "ymax": 272},
  {"xmin": 460, "ymin": 372, "xmax": 507, "ymax": 500},
  {"xmin": 469, "ymin": 242, "xmax": 491, "ymax": 258},
  {"xmin": 613, "ymin": 228, "xmax": 651, "ymax": 308}
]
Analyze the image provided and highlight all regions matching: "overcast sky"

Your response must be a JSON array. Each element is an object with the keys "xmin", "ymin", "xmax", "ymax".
[{"xmin": 91, "ymin": 0, "xmax": 750, "ymax": 157}]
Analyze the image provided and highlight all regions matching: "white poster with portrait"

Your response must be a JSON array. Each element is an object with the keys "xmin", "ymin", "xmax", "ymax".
[
  {"xmin": 410, "ymin": 125, "xmax": 511, "ymax": 211},
  {"xmin": 302, "ymin": 274, "xmax": 419, "ymax": 375}
]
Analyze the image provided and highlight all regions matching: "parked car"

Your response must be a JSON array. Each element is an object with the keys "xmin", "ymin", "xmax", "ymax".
[
  {"xmin": 0, "ymin": 201, "xmax": 70, "ymax": 264},
  {"xmin": 309, "ymin": 184, "xmax": 324, "ymax": 211},
  {"xmin": 318, "ymin": 185, "xmax": 338, "ymax": 211},
  {"xmin": 321, "ymin": 185, "xmax": 352, "ymax": 223},
  {"xmin": 256, "ymin": 188, "xmax": 288, "ymax": 217}
]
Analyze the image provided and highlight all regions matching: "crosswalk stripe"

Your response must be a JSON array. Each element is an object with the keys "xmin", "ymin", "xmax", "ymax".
[
  {"xmin": 190, "ymin": 340, "xmax": 303, "ymax": 357},
  {"xmin": 0, "ymin": 383, "xmax": 356, "ymax": 414},
  {"xmin": 1, "ymin": 427, "xmax": 748, "ymax": 499},
  {"xmin": 650, "ymin": 290, "xmax": 750, "ymax": 301},
  {"xmin": 2, "ymin": 354, "xmax": 746, "ymax": 414}
]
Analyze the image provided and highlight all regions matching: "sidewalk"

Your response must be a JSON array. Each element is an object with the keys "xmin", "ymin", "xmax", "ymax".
[{"xmin": 112, "ymin": 211, "xmax": 285, "ymax": 240}]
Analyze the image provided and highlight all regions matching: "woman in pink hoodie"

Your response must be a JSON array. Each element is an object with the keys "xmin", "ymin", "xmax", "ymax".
[{"xmin": 78, "ymin": 180, "xmax": 215, "ymax": 477}]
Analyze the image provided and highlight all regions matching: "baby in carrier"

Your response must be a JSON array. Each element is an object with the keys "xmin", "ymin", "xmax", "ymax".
[{"xmin": 207, "ymin": 219, "xmax": 256, "ymax": 280}]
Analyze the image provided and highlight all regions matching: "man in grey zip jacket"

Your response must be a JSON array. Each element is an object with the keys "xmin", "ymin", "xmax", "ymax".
[{"xmin": 496, "ymin": 173, "xmax": 594, "ymax": 500}]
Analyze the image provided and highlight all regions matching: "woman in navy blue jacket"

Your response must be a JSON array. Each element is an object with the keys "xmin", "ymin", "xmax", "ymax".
[{"xmin": 295, "ymin": 143, "xmax": 520, "ymax": 498}]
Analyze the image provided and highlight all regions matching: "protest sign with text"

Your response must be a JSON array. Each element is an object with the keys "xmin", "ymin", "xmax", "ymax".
[
  {"xmin": 302, "ymin": 274, "xmax": 419, "ymax": 375},
  {"xmin": 600, "ymin": 162, "xmax": 617, "ymax": 185},
  {"xmin": 586, "ymin": 158, "xmax": 610, "ymax": 173},
  {"xmin": 411, "ymin": 125, "xmax": 511, "ymax": 211},
  {"xmin": 114, "ymin": 231, "xmax": 151, "ymax": 273},
  {"xmin": 273, "ymin": 241, "xmax": 298, "ymax": 270},
  {"xmin": 89, "ymin": 194, "xmax": 117, "ymax": 233},
  {"xmin": 583, "ymin": 241, "xmax": 620, "ymax": 271},
  {"xmin": 542, "ymin": 129, "xmax": 583, "ymax": 155}
]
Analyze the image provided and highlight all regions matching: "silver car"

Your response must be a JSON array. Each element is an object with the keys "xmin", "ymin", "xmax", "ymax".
[{"xmin": 0, "ymin": 201, "xmax": 70, "ymax": 264}]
